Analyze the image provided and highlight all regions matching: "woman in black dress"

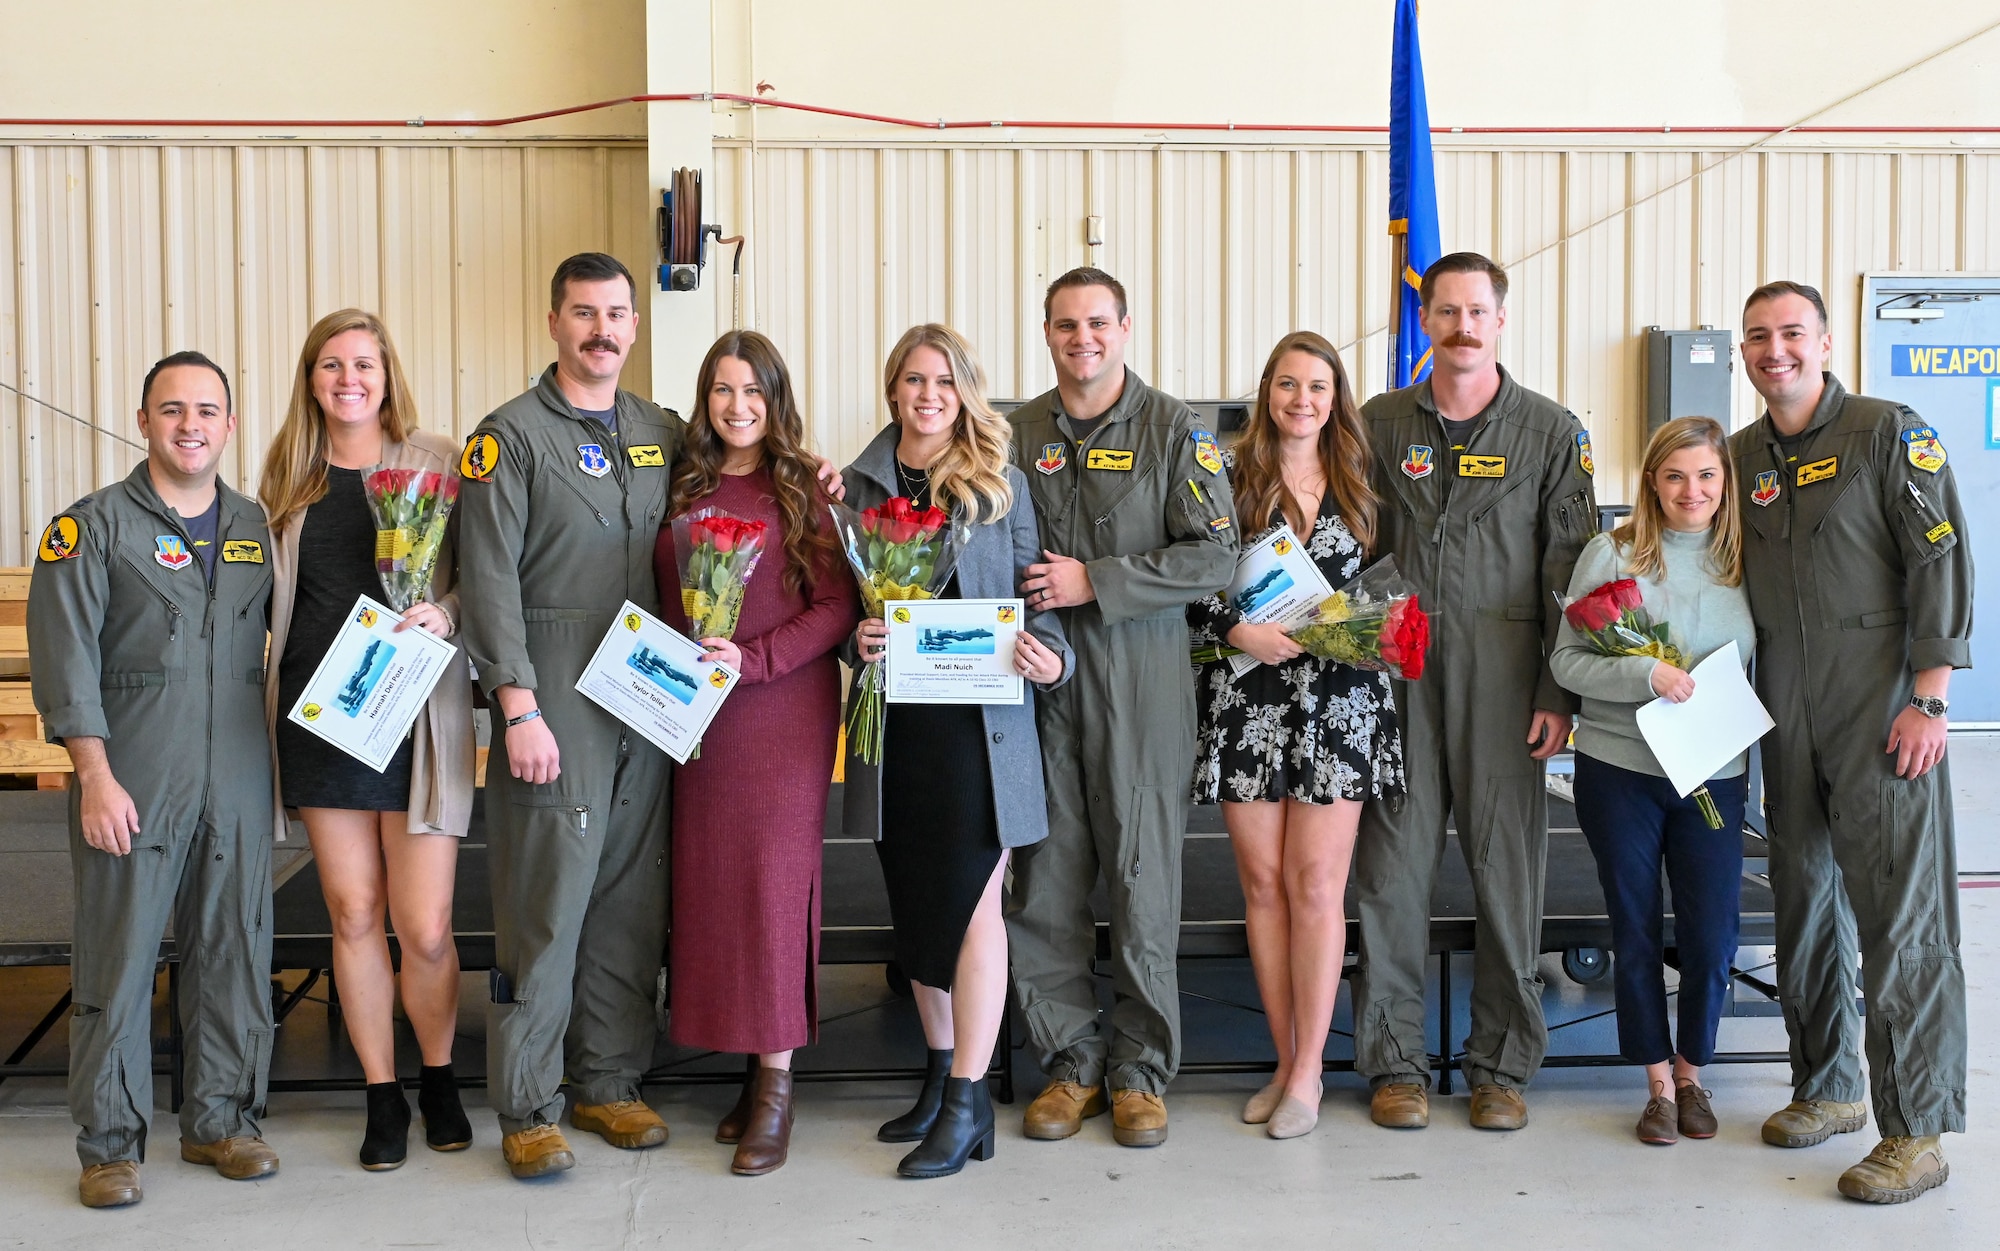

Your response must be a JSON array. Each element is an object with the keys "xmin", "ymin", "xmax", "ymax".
[
  {"xmin": 1189, "ymin": 331, "xmax": 1404, "ymax": 1140},
  {"xmin": 844, "ymin": 324, "xmax": 1070, "ymax": 1177},
  {"xmin": 258, "ymin": 309, "xmax": 475, "ymax": 1170}
]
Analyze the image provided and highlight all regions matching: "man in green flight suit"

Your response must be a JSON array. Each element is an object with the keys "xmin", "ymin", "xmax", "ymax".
[
  {"xmin": 1005, "ymin": 267, "xmax": 1238, "ymax": 1147},
  {"xmin": 1730, "ymin": 281, "xmax": 1971, "ymax": 1205},
  {"xmin": 1353, "ymin": 253, "xmax": 1599, "ymax": 1132},
  {"xmin": 31, "ymin": 351, "xmax": 280, "ymax": 1208},
  {"xmin": 457, "ymin": 253, "xmax": 684, "ymax": 1178}
]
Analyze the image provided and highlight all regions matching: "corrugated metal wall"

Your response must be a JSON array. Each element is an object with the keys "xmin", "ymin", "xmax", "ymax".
[
  {"xmin": 0, "ymin": 142, "xmax": 652, "ymax": 562},
  {"xmin": 713, "ymin": 141, "xmax": 2000, "ymax": 504}
]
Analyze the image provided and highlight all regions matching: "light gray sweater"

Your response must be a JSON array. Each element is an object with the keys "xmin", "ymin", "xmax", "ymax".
[{"xmin": 1550, "ymin": 527, "xmax": 1757, "ymax": 779}]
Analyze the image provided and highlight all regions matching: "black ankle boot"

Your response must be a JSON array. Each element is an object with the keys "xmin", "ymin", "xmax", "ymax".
[
  {"xmin": 418, "ymin": 1064, "xmax": 473, "ymax": 1151},
  {"xmin": 360, "ymin": 1081, "xmax": 412, "ymax": 1171},
  {"xmin": 897, "ymin": 1076, "xmax": 995, "ymax": 1179},
  {"xmin": 877, "ymin": 1048, "xmax": 954, "ymax": 1142}
]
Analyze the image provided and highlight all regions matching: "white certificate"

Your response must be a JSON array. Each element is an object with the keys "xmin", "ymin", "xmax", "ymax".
[
  {"xmin": 285, "ymin": 595, "xmax": 458, "ymax": 773},
  {"xmin": 573, "ymin": 600, "xmax": 741, "ymax": 764},
  {"xmin": 884, "ymin": 598, "xmax": 1025, "ymax": 706},
  {"xmin": 1221, "ymin": 523, "xmax": 1336, "ymax": 676},
  {"xmin": 1633, "ymin": 641, "xmax": 1776, "ymax": 797}
]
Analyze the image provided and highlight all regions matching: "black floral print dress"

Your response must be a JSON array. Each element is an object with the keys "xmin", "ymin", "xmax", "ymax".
[{"xmin": 1189, "ymin": 486, "xmax": 1406, "ymax": 805}]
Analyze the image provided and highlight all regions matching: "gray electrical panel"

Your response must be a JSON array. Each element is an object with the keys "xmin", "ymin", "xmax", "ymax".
[{"xmin": 1643, "ymin": 327, "xmax": 1733, "ymax": 432}]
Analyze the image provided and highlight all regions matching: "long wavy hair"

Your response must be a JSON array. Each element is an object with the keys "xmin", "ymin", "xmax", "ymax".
[
  {"xmin": 1229, "ymin": 331, "xmax": 1378, "ymax": 553},
  {"xmin": 882, "ymin": 324, "xmax": 1013, "ymax": 525},
  {"xmin": 669, "ymin": 330, "xmax": 835, "ymax": 594},
  {"xmin": 1614, "ymin": 415, "xmax": 1742, "ymax": 586},
  {"xmin": 259, "ymin": 309, "xmax": 419, "ymax": 532}
]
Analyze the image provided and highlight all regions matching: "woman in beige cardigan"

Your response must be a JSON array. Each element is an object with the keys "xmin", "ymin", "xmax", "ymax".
[{"xmin": 258, "ymin": 309, "xmax": 476, "ymax": 1171}]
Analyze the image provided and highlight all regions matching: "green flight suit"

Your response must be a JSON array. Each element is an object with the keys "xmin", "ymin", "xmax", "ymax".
[
  {"xmin": 29, "ymin": 466, "xmax": 276, "ymax": 1167},
  {"xmin": 1352, "ymin": 365, "xmax": 1597, "ymax": 1090},
  {"xmin": 457, "ymin": 367, "xmax": 683, "ymax": 1133},
  {"xmin": 1730, "ymin": 374, "xmax": 1971, "ymax": 1137},
  {"xmin": 1002, "ymin": 369, "xmax": 1238, "ymax": 1094}
]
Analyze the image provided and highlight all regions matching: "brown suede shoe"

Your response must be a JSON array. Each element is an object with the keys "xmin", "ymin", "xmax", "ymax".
[
  {"xmin": 1023, "ymin": 1079, "xmax": 1107, "ymax": 1141},
  {"xmin": 1637, "ymin": 1085, "xmax": 1678, "ymax": 1146},
  {"xmin": 501, "ymin": 1124, "xmax": 576, "ymax": 1179},
  {"xmin": 715, "ymin": 1077, "xmax": 757, "ymax": 1145},
  {"xmin": 730, "ymin": 1066, "xmax": 796, "ymax": 1176},
  {"xmin": 1370, "ymin": 1082, "xmax": 1430, "ymax": 1129},
  {"xmin": 1676, "ymin": 1082, "xmax": 1718, "ymax": 1139},
  {"xmin": 1468, "ymin": 1084, "xmax": 1528, "ymax": 1131},
  {"xmin": 571, "ymin": 1099, "xmax": 669, "ymax": 1149},
  {"xmin": 1762, "ymin": 1099, "xmax": 1867, "ymax": 1148},
  {"xmin": 1110, "ymin": 1089, "xmax": 1168, "ymax": 1147},
  {"xmin": 179, "ymin": 1136, "xmax": 280, "ymax": 1180},
  {"xmin": 79, "ymin": 1160, "xmax": 141, "ymax": 1208},
  {"xmin": 1837, "ymin": 1135, "xmax": 1949, "ymax": 1204}
]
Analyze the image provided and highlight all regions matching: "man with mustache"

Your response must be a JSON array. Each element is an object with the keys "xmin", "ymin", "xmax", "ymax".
[
  {"xmin": 1352, "ymin": 252, "xmax": 1598, "ymax": 1131},
  {"xmin": 1729, "ymin": 281, "xmax": 1971, "ymax": 1204},
  {"xmin": 31, "ymin": 352, "xmax": 280, "ymax": 1206}
]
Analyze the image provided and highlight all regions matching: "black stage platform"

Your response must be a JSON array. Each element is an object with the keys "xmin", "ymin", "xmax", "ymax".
[{"xmin": 0, "ymin": 784, "xmax": 1784, "ymax": 1100}]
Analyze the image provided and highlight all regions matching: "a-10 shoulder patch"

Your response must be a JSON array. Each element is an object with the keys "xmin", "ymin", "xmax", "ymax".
[
  {"xmin": 1191, "ymin": 430, "xmax": 1223, "ymax": 475},
  {"xmin": 1902, "ymin": 426, "xmax": 1947, "ymax": 475},
  {"xmin": 1575, "ymin": 430, "xmax": 1595, "ymax": 476},
  {"xmin": 38, "ymin": 515, "xmax": 81, "ymax": 562},
  {"xmin": 461, "ymin": 433, "xmax": 499, "ymax": 482}
]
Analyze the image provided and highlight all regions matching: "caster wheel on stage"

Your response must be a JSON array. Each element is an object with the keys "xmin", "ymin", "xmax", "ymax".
[
  {"xmin": 1562, "ymin": 946, "xmax": 1611, "ymax": 984},
  {"xmin": 885, "ymin": 961, "xmax": 913, "ymax": 999}
]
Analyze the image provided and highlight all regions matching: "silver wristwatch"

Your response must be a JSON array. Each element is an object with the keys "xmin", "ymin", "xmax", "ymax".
[{"xmin": 1910, "ymin": 695, "xmax": 1949, "ymax": 718}]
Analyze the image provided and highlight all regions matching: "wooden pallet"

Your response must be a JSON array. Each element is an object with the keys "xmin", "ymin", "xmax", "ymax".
[{"xmin": 0, "ymin": 567, "xmax": 73, "ymax": 787}]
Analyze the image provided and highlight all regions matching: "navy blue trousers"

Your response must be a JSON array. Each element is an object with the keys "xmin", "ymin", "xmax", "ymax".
[{"xmin": 1572, "ymin": 753, "xmax": 1748, "ymax": 1066}]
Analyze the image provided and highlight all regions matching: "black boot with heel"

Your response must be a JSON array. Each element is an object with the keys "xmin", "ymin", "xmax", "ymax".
[
  {"xmin": 878, "ymin": 1048, "xmax": 954, "ymax": 1143},
  {"xmin": 360, "ymin": 1081, "xmax": 412, "ymax": 1171},
  {"xmin": 418, "ymin": 1064, "xmax": 473, "ymax": 1151},
  {"xmin": 897, "ymin": 1075, "xmax": 995, "ymax": 1179}
]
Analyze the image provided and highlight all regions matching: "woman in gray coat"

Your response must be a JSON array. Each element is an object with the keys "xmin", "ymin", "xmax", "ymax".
[{"xmin": 845, "ymin": 323, "xmax": 1072, "ymax": 1178}]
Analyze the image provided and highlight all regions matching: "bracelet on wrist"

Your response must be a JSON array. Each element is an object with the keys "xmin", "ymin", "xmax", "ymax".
[{"xmin": 505, "ymin": 708, "xmax": 543, "ymax": 728}]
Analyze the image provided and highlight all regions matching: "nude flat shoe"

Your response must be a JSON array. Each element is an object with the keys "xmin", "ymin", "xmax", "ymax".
[
  {"xmin": 1267, "ymin": 1095, "xmax": 1321, "ymax": 1140},
  {"xmin": 1242, "ymin": 1082, "xmax": 1286, "ymax": 1125}
]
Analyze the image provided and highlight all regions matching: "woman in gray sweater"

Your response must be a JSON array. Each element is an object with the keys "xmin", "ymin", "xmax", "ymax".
[{"xmin": 1551, "ymin": 416, "xmax": 1756, "ymax": 1148}]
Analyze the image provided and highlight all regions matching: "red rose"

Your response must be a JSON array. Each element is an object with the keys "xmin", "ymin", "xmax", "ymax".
[
  {"xmin": 1386, "ymin": 596, "xmax": 1430, "ymax": 680},
  {"xmin": 1606, "ymin": 578, "xmax": 1643, "ymax": 612},
  {"xmin": 1564, "ymin": 590, "xmax": 1618, "ymax": 633},
  {"xmin": 709, "ymin": 521, "xmax": 737, "ymax": 553}
]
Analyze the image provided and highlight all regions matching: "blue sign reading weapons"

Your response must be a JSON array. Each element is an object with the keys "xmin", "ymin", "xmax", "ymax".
[
  {"xmin": 626, "ymin": 643, "xmax": 698, "ymax": 704},
  {"xmin": 917, "ymin": 626, "xmax": 996, "ymax": 656},
  {"xmin": 336, "ymin": 638, "xmax": 397, "ymax": 717}
]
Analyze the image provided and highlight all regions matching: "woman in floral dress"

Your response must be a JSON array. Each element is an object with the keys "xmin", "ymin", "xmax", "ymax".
[{"xmin": 1189, "ymin": 331, "xmax": 1405, "ymax": 1140}]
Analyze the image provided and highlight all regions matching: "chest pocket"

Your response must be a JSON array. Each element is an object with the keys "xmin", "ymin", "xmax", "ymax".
[
  {"xmin": 533, "ymin": 462, "xmax": 615, "ymax": 531},
  {"xmin": 1895, "ymin": 480, "xmax": 1958, "ymax": 566},
  {"xmin": 1081, "ymin": 446, "xmax": 1156, "ymax": 533},
  {"xmin": 109, "ymin": 546, "xmax": 194, "ymax": 679},
  {"xmin": 224, "ymin": 562, "xmax": 274, "ymax": 683}
]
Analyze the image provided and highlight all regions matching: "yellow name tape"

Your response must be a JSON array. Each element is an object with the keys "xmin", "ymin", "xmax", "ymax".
[
  {"xmin": 1459, "ymin": 455, "xmax": 1507, "ymax": 479},
  {"xmin": 1085, "ymin": 448, "xmax": 1135, "ymax": 471}
]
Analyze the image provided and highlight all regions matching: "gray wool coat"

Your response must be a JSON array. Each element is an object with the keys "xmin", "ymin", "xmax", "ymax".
[{"xmin": 839, "ymin": 423, "xmax": 1073, "ymax": 848}]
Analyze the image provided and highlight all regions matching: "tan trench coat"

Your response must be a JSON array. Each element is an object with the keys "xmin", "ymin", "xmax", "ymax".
[{"xmin": 262, "ymin": 429, "xmax": 476, "ymax": 839}]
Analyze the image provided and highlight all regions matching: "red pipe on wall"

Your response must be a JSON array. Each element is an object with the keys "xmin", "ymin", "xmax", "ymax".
[{"xmin": 3, "ymin": 91, "xmax": 1998, "ymax": 135}]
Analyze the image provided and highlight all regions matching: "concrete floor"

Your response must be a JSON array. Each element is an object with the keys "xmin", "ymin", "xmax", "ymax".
[{"xmin": 3, "ymin": 738, "xmax": 1998, "ymax": 1248}]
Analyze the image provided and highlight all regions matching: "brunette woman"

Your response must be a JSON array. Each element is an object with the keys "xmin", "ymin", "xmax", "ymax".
[
  {"xmin": 1551, "ymin": 416, "xmax": 1755, "ymax": 1146},
  {"xmin": 658, "ymin": 331, "xmax": 859, "ymax": 1176},
  {"xmin": 1188, "ymin": 331, "xmax": 1404, "ymax": 1139},
  {"xmin": 259, "ymin": 309, "xmax": 475, "ymax": 1170},
  {"xmin": 845, "ymin": 324, "xmax": 1071, "ymax": 1178}
]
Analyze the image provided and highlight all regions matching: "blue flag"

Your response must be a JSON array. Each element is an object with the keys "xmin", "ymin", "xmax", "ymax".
[{"xmin": 1389, "ymin": 0, "xmax": 1441, "ymax": 389}]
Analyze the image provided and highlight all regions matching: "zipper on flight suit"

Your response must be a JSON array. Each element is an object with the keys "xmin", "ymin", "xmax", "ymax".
[
  {"xmin": 547, "ymin": 473, "xmax": 610, "ymax": 528},
  {"xmin": 117, "ymin": 554, "xmax": 187, "ymax": 640},
  {"xmin": 1074, "ymin": 425, "xmax": 1147, "ymax": 527}
]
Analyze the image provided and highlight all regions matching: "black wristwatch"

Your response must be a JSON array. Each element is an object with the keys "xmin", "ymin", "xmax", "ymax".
[{"xmin": 1910, "ymin": 695, "xmax": 1949, "ymax": 718}]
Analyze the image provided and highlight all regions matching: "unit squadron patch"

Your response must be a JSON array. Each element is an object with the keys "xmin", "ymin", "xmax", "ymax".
[
  {"xmin": 38, "ymin": 516, "xmax": 80, "ymax": 562},
  {"xmin": 1035, "ymin": 442, "xmax": 1067, "ymax": 475},
  {"xmin": 1401, "ymin": 445, "xmax": 1435, "ymax": 480},
  {"xmin": 154, "ymin": 535, "xmax": 192, "ymax": 571},
  {"xmin": 1902, "ymin": 427, "xmax": 1947, "ymax": 474},
  {"xmin": 1751, "ymin": 470, "xmax": 1780, "ymax": 507},
  {"xmin": 460, "ymin": 433, "xmax": 499, "ymax": 482},
  {"xmin": 577, "ymin": 443, "xmax": 611, "ymax": 478},
  {"xmin": 1191, "ymin": 430, "xmax": 1223, "ymax": 475},
  {"xmin": 1576, "ymin": 430, "xmax": 1595, "ymax": 476}
]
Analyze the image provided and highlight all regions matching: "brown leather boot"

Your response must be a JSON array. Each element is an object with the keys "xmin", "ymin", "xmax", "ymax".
[
  {"xmin": 716, "ymin": 1077, "xmax": 758, "ymax": 1144},
  {"xmin": 179, "ymin": 1136, "xmax": 280, "ymax": 1180},
  {"xmin": 730, "ymin": 1067, "xmax": 795, "ymax": 1176},
  {"xmin": 1022, "ymin": 1079, "xmax": 1107, "ymax": 1141},
  {"xmin": 79, "ymin": 1160, "xmax": 142, "ymax": 1208}
]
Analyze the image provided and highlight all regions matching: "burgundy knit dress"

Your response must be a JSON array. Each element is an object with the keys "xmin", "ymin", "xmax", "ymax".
[{"xmin": 659, "ymin": 467, "xmax": 858, "ymax": 1055}]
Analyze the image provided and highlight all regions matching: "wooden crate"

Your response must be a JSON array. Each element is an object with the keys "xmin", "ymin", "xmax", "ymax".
[{"xmin": 0, "ymin": 567, "xmax": 73, "ymax": 787}]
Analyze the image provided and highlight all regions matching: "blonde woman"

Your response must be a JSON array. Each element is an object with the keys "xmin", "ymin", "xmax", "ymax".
[
  {"xmin": 259, "ymin": 309, "xmax": 476, "ymax": 1170},
  {"xmin": 845, "ymin": 324, "xmax": 1071, "ymax": 1178},
  {"xmin": 1551, "ymin": 416, "xmax": 1754, "ymax": 1146}
]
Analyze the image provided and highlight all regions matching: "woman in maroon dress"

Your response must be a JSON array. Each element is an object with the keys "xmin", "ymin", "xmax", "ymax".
[{"xmin": 658, "ymin": 330, "xmax": 857, "ymax": 1176}]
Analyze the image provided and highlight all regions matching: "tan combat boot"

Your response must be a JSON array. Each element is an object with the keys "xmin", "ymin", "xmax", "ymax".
[
  {"xmin": 1022, "ymin": 1078, "xmax": 1107, "ymax": 1140},
  {"xmin": 501, "ymin": 1123, "xmax": 576, "ymax": 1179},
  {"xmin": 1837, "ymin": 1135, "xmax": 1948, "ymax": 1204},
  {"xmin": 570, "ymin": 1099, "xmax": 669, "ymax": 1149},
  {"xmin": 1761, "ymin": 1099, "xmax": 1867, "ymax": 1148}
]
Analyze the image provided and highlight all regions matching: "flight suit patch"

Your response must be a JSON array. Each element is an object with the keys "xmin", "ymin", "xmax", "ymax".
[
  {"xmin": 1459, "ymin": 454, "xmax": 1506, "ymax": 479},
  {"xmin": 1085, "ymin": 448, "xmax": 1134, "ymax": 472},
  {"xmin": 578, "ymin": 444, "xmax": 611, "ymax": 478},
  {"xmin": 1902, "ymin": 427, "xmax": 1947, "ymax": 474},
  {"xmin": 460, "ymin": 433, "xmax": 499, "ymax": 482},
  {"xmin": 1751, "ymin": 470, "xmax": 1780, "ymax": 507},
  {"xmin": 1575, "ymin": 430, "xmax": 1595, "ymax": 476},
  {"xmin": 1191, "ymin": 431, "xmax": 1223, "ymax": 475},
  {"xmin": 220, "ymin": 540, "xmax": 264, "ymax": 563},
  {"xmin": 627, "ymin": 444, "xmax": 666, "ymax": 468},
  {"xmin": 1926, "ymin": 521, "xmax": 1955, "ymax": 544},
  {"xmin": 1401, "ymin": 445, "xmax": 1435, "ymax": 480},
  {"xmin": 1209, "ymin": 516, "xmax": 1232, "ymax": 533},
  {"xmin": 1035, "ymin": 442, "xmax": 1067, "ymax": 475},
  {"xmin": 1796, "ymin": 456, "xmax": 1837, "ymax": 486},
  {"xmin": 38, "ymin": 515, "xmax": 80, "ymax": 561},
  {"xmin": 154, "ymin": 535, "xmax": 192, "ymax": 571}
]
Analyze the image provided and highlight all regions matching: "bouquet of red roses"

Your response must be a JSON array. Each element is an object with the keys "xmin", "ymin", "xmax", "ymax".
[
  {"xmin": 363, "ymin": 467, "xmax": 459, "ymax": 612},
  {"xmin": 1192, "ymin": 556, "xmax": 1431, "ymax": 680},
  {"xmin": 673, "ymin": 508, "xmax": 770, "ymax": 641},
  {"xmin": 1563, "ymin": 578, "xmax": 1724, "ymax": 827},
  {"xmin": 829, "ymin": 495, "xmax": 970, "ymax": 765}
]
